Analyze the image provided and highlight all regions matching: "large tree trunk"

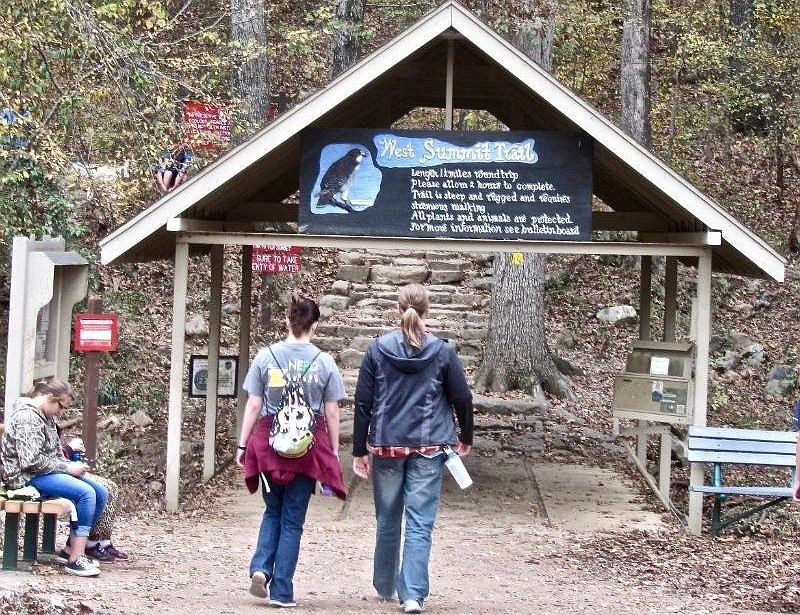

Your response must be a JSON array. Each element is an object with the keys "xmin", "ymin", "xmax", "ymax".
[
  {"xmin": 230, "ymin": 0, "xmax": 269, "ymax": 146},
  {"xmin": 475, "ymin": 0, "xmax": 574, "ymax": 403},
  {"xmin": 475, "ymin": 253, "xmax": 574, "ymax": 400},
  {"xmin": 330, "ymin": 0, "xmax": 364, "ymax": 79},
  {"xmin": 230, "ymin": 0, "xmax": 271, "ymax": 328},
  {"xmin": 620, "ymin": 0, "xmax": 651, "ymax": 147}
]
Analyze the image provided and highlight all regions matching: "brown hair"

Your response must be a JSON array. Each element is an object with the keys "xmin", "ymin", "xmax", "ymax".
[
  {"xmin": 287, "ymin": 292, "xmax": 320, "ymax": 337},
  {"xmin": 24, "ymin": 378, "xmax": 75, "ymax": 403},
  {"xmin": 398, "ymin": 283, "xmax": 429, "ymax": 350}
]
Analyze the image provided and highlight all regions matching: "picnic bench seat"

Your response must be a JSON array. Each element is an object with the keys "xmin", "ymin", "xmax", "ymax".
[
  {"xmin": 1, "ymin": 498, "xmax": 73, "ymax": 570},
  {"xmin": 687, "ymin": 425, "xmax": 797, "ymax": 536}
]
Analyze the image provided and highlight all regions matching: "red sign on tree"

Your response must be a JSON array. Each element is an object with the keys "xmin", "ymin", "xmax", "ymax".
[
  {"xmin": 252, "ymin": 246, "xmax": 302, "ymax": 274},
  {"xmin": 182, "ymin": 101, "xmax": 230, "ymax": 151}
]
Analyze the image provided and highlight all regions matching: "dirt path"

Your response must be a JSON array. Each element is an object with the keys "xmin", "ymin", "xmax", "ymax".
[{"xmin": 0, "ymin": 446, "xmax": 766, "ymax": 614}]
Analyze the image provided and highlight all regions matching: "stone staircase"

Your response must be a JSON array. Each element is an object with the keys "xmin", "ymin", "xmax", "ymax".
[
  {"xmin": 315, "ymin": 249, "xmax": 494, "ymax": 398},
  {"xmin": 316, "ymin": 249, "xmax": 625, "ymax": 459}
]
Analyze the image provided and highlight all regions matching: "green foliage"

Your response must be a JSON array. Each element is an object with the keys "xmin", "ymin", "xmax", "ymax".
[
  {"xmin": 99, "ymin": 380, "xmax": 120, "ymax": 405},
  {"xmin": 727, "ymin": 1, "xmax": 800, "ymax": 136},
  {"xmin": 93, "ymin": 435, "xmax": 130, "ymax": 478},
  {"xmin": 709, "ymin": 378, "xmax": 730, "ymax": 411},
  {"xmin": 126, "ymin": 380, "xmax": 166, "ymax": 420},
  {"xmin": 0, "ymin": 155, "xmax": 86, "ymax": 285},
  {"xmin": 554, "ymin": 0, "xmax": 623, "ymax": 111}
]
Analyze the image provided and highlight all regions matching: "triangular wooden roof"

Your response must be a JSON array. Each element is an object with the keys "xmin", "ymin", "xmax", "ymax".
[{"xmin": 100, "ymin": 0, "xmax": 785, "ymax": 281}]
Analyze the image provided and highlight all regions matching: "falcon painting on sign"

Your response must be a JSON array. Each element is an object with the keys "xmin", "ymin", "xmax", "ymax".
[
  {"xmin": 308, "ymin": 143, "xmax": 382, "ymax": 214},
  {"xmin": 314, "ymin": 148, "xmax": 365, "ymax": 212}
]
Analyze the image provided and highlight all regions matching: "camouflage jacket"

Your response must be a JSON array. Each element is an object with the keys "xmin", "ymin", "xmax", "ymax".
[{"xmin": 1, "ymin": 398, "xmax": 67, "ymax": 489}]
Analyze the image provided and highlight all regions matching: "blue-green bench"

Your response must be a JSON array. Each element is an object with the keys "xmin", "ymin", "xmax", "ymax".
[
  {"xmin": 688, "ymin": 426, "xmax": 797, "ymax": 536},
  {"xmin": 1, "ymin": 498, "xmax": 72, "ymax": 570}
]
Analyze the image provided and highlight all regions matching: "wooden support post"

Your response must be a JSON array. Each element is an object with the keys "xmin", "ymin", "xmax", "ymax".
[
  {"xmin": 166, "ymin": 239, "xmax": 189, "ymax": 512},
  {"xmin": 41, "ymin": 514, "xmax": 58, "ymax": 554},
  {"xmin": 445, "ymin": 39, "xmax": 454, "ymax": 130},
  {"xmin": 659, "ymin": 429, "xmax": 672, "ymax": 499},
  {"xmin": 636, "ymin": 428, "xmax": 648, "ymax": 465},
  {"xmin": 637, "ymin": 255, "xmax": 653, "ymax": 462},
  {"xmin": 203, "ymin": 245, "xmax": 223, "ymax": 482},
  {"xmin": 639, "ymin": 255, "xmax": 652, "ymax": 341},
  {"xmin": 83, "ymin": 296, "xmax": 103, "ymax": 460},
  {"xmin": 22, "ymin": 510, "xmax": 40, "ymax": 562},
  {"xmin": 236, "ymin": 245, "xmax": 253, "ymax": 447},
  {"xmin": 2, "ymin": 501, "xmax": 21, "ymax": 570},
  {"xmin": 663, "ymin": 256, "xmax": 678, "ymax": 342},
  {"xmin": 688, "ymin": 249, "xmax": 713, "ymax": 535}
]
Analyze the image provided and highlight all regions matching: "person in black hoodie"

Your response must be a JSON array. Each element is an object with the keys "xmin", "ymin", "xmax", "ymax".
[{"xmin": 352, "ymin": 283, "xmax": 473, "ymax": 615}]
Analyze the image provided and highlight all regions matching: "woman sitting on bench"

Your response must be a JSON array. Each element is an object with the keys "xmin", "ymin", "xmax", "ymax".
[{"xmin": 1, "ymin": 378, "xmax": 107, "ymax": 577}]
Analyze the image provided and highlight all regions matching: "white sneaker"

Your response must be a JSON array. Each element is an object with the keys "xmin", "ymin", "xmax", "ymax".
[
  {"xmin": 249, "ymin": 571, "xmax": 269, "ymax": 598},
  {"xmin": 64, "ymin": 555, "xmax": 100, "ymax": 577},
  {"xmin": 56, "ymin": 549, "xmax": 99, "ymax": 567},
  {"xmin": 403, "ymin": 599, "xmax": 423, "ymax": 614}
]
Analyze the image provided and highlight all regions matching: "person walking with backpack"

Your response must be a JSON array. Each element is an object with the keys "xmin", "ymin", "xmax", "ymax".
[
  {"xmin": 236, "ymin": 292, "xmax": 346, "ymax": 608},
  {"xmin": 352, "ymin": 283, "xmax": 474, "ymax": 614}
]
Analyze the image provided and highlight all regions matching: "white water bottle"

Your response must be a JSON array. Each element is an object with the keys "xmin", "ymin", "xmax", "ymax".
[{"xmin": 444, "ymin": 446, "xmax": 473, "ymax": 489}]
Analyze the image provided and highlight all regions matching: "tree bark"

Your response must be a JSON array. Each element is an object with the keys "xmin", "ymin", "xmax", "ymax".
[
  {"xmin": 230, "ymin": 0, "xmax": 270, "ymax": 331},
  {"xmin": 330, "ymin": 0, "xmax": 364, "ymax": 79},
  {"xmin": 475, "ymin": 253, "xmax": 574, "ymax": 400},
  {"xmin": 621, "ymin": 0, "xmax": 651, "ymax": 147},
  {"xmin": 476, "ymin": 0, "xmax": 574, "ymax": 403},
  {"xmin": 230, "ymin": 0, "xmax": 269, "ymax": 146}
]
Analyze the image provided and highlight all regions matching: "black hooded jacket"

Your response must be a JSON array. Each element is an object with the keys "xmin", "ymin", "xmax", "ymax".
[{"xmin": 352, "ymin": 330, "xmax": 473, "ymax": 457}]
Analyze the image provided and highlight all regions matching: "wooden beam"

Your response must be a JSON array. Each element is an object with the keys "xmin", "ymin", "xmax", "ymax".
[
  {"xmin": 639, "ymin": 231, "xmax": 721, "ymax": 246},
  {"xmin": 176, "ymin": 214, "xmax": 706, "ymax": 254},
  {"xmin": 170, "ymin": 228, "xmax": 712, "ymax": 258}
]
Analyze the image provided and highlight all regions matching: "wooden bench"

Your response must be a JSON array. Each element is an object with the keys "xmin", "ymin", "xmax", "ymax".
[
  {"xmin": 687, "ymin": 426, "xmax": 797, "ymax": 536},
  {"xmin": 1, "ymin": 498, "xmax": 73, "ymax": 570}
]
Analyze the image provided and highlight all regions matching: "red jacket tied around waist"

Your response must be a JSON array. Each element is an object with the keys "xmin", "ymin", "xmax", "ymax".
[{"xmin": 243, "ymin": 414, "xmax": 347, "ymax": 500}]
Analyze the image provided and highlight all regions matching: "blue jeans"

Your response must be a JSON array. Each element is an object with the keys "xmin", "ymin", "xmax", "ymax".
[
  {"xmin": 250, "ymin": 473, "xmax": 315, "ymax": 603},
  {"xmin": 371, "ymin": 453, "xmax": 445, "ymax": 604},
  {"xmin": 29, "ymin": 472, "xmax": 108, "ymax": 537}
]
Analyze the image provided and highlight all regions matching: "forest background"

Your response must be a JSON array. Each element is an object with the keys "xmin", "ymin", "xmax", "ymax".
[{"xmin": 1, "ymin": 0, "xmax": 800, "ymax": 609}]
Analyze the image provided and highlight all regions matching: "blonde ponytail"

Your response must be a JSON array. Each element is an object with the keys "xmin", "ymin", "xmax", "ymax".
[{"xmin": 398, "ymin": 283, "xmax": 429, "ymax": 350}]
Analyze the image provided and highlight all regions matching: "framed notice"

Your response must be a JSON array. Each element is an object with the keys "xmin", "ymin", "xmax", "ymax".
[
  {"xmin": 299, "ymin": 128, "xmax": 593, "ymax": 241},
  {"xmin": 189, "ymin": 355, "xmax": 239, "ymax": 398}
]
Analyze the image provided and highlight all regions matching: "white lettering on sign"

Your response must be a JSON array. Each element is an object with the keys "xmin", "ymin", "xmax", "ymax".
[{"xmin": 251, "ymin": 245, "xmax": 302, "ymax": 275}]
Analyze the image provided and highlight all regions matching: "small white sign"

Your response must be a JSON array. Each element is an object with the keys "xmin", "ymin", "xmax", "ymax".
[{"xmin": 649, "ymin": 356, "xmax": 670, "ymax": 376}]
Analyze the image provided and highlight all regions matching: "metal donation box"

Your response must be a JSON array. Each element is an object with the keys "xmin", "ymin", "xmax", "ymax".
[{"xmin": 612, "ymin": 340, "xmax": 695, "ymax": 424}]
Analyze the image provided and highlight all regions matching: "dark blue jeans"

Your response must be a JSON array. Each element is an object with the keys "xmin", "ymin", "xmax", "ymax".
[
  {"xmin": 29, "ymin": 472, "xmax": 108, "ymax": 537},
  {"xmin": 249, "ymin": 473, "xmax": 315, "ymax": 603}
]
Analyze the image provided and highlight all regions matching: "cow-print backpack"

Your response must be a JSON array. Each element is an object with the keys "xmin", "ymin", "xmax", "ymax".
[{"xmin": 267, "ymin": 348, "xmax": 323, "ymax": 459}]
